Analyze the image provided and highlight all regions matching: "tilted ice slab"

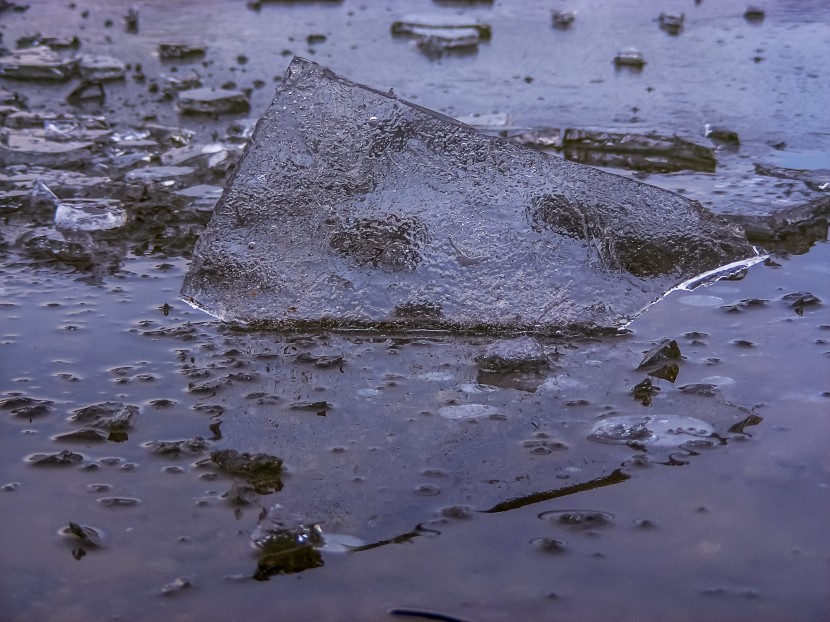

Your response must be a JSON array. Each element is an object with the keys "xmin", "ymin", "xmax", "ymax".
[{"xmin": 182, "ymin": 57, "xmax": 755, "ymax": 334}]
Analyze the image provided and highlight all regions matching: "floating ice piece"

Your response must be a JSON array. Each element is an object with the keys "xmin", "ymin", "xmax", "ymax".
[
  {"xmin": 78, "ymin": 55, "xmax": 126, "ymax": 81},
  {"xmin": 125, "ymin": 165, "xmax": 195, "ymax": 186},
  {"xmin": 477, "ymin": 337, "xmax": 548, "ymax": 372},
  {"xmin": 744, "ymin": 6, "xmax": 765, "ymax": 22},
  {"xmin": 0, "ymin": 47, "xmax": 78, "ymax": 81},
  {"xmin": 124, "ymin": 6, "xmax": 139, "ymax": 33},
  {"xmin": 0, "ymin": 130, "xmax": 94, "ymax": 168},
  {"xmin": 251, "ymin": 503, "xmax": 323, "ymax": 579},
  {"xmin": 177, "ymin": 87, "xmax": 250, "ymax": 115},
  {"xmin": 181, "ymin": 57, "xmax": 754, "ymax": 334},
  {"xmin": 0, "ymin": 85, "xmax": 25, "ymax": 106},
  {"xmin": 55, "ymin": 198, "xmax": 127, "ymax": 231},
  {"xmin": 158, "ymin": 43, "xmax": 206, "ymax": 60},
  {"xmin": 161, "ymin": 143, "xmax": 229, "ymax": 169},
  {"xmin": 510, "ymin": 128, "xmax": 716, "ymax": 173},
  {"xmin": 0, "ymin": 168, "xmax": 110, "ymax": 195},
  {"xmin": 589, "ymin": 414, "xmax": 714, "ymax": 448},
  {"xmin": 226, "ymin": 118, "xmax": 258, "ymax": 142},
  {"xmin": 552, "ymin": 10, "xmax": 576, "ymax": 29},
  {"xmin": 613, "ymin": 47, "xmax": 646, "ymax": 68},
  {"xmin": 391, "ymin": 14, "xmax": 492, "ymax": 39},
  {"xmin": 704, "ymin": 124, "xmax": 740, "ymax": 145},
  {"xmin": 16, "ymin": 226, "xmax": 93, "ymax": 264},
  {"xmin": 438, "ymin": 403, "xmax": 502, "ymax": 420},
  {"xmin": 16, "ymin": 34, "xmax": 80, "ymax": 51},
  {"xmin": 34, "ymin": 180, "xmax": 126, "ymax": 231},
  {"xmin": 4, "ymin": 111, "xmax": 109, "ymax": 132},
  {"xmin": 67, "ymin": 80, "xmax": 105, "ymax": 105},
  {"xmin": 161, "ymin": 69, "xmax": 202, "ymax": 95},
  {"xmin": 754, "ymin": 163, "xmax": 830, "ymax": 193},
  {"xmin": 413, "ymin": 27, "xmax": 480, "ymax": 55},
  {"xmin": 175, "ymin": 184, "xmax": 223, "ymax": 212},
  {"xmin": 658, "ymin": 13, "xmax": 684, "ymax": 35},
  {"xmin": 456, "ymin": 112, "xmax": 511, "ymax": 129}
]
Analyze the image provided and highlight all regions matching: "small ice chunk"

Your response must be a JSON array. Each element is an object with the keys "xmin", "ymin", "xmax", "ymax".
[
  {"xmin": 613, "ymin": 47, "xmax": 646, "ymax": 68},
  {"xmin": 438, "ymin": 404, "xmax": 502, "ymax": 420},
  {"xmin": 124, "ymin": 6, "xmax": 139, "ymax": 33},
  {"xmin": 455, "ymin": 112, "xmax": 511, "ymax": 129},
  {"xmin": 552, "ymin": 10, "xmax": 576, "ymax": 28},
  {"xmin": 54, "ymin": 197, "xmax": 127, "ymax": 231},
  {"xmin": 413, "ymin": 27, "xmax": 480, "ymax": 54},
  {"xmin": 391, "ymin": 14, "xmax": 491, "ymax": 39},
  {"xmin": 158, "ymin": 43, "xmax": 206, "ymax": 60},
  {"xmin": 704, "ymin": 124, "xmax": 740, "ymax": 145},
  {"xmin": 161, "ymin": 69, "xmax": 202, "ymax": 95},
  {"xmin": 658, "ymin": 13, "xmax": 684, "ymax": 35},
  {"xmin": 177, "ymin": 87, "xmax": 250, "ymax": 115},
  {"xmin": 1, "ymin": 131, "xmax": 94, "ymax": 168},
  {"xmin": 125, "ymin": 166, "xmax": 195, "ymax": 185},
  {"xmin": 589, "ymin": 414, "xmax": 714, "ymax": 447},
  {"xmin": 0, "ymin": 48, "xmax": 78, "ymax": 81},
  {"xmin": 477, "ymin": 337, "xmax": 548, "ymax": 372},
  {"xmin": 175, "ymin": 184, "xmax": 223, "ymax": 212},
  {"xmin": 79, "ymin": 55, "xmax": 127, "ymax": 81},
  {"xmin": 744, "ymin": 6, "xmax": 765, "ymax": 22}
]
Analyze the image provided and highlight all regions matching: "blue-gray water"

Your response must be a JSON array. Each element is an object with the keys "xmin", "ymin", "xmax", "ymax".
[{"xmin": 1, "ymin": 1, "xmax": 828, "ymax": 620}]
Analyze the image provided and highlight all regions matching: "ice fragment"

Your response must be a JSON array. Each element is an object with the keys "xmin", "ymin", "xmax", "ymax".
[{"xmin": 182, "ymin": 57, "xmax": 755, "ymax": 334}]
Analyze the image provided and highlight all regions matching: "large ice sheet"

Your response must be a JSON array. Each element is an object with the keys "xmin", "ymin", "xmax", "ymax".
[{"xmin": 181, "ymin": 57, "xmax": 754, "ymax": 334}]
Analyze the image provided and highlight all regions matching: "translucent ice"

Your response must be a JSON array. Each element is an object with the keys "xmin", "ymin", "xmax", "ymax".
[
  {"xmin": 589, "ymin": 414, "xmax": 715, "ymax": 448},
  {"xmin": 34, "ymin": 181, "xmax": 127, "ymax": 231},
  {"xmin": 182, "ymin": 57, "xmax": 755, "ymax": 334}
]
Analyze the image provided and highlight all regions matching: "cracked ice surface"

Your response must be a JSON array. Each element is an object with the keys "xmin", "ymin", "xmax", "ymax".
[{"xmin": 181, "ymin": 57, "xmax": 755, "ymax": 334}]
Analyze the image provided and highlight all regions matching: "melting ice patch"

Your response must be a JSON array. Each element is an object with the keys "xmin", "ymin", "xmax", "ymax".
[{"xmin": 589, "ymin": 414, "xmax": 715, "ymax": 448}]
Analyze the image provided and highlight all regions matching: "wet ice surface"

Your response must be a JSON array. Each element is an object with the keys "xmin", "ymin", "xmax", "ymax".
[
  {"xmin": 182, "ymin": 57, "xmax": 752, "ymax": 334},
  {"xmin": 1, "ymin": 1, "xmax": 829, "ymax": 621}
]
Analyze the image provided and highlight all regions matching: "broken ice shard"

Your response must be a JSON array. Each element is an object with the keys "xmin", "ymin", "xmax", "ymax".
[
  {"xmin": 0, "ymin": 47, "xmax": 78, "ymax": 81},
  {"xmin": 177, "ymin": 87, "xmax": 250, "ymax": 115},
  {"xmin": 391, "ymin": 14, "xmax": 492, "ymax": 39},
  {"xmin": 34, "ymin": 181, "xmax": 127, "ymax": 232},
  {"xmin": 181, "ymin": 57, "xmax": 755, "ymax": 334},
  {"xmin": 613, "ymin": 47, "xmax": 646, "ymax": 68},
  {"xmin": 78, "ymin": 55, "xmax": 127, "ymax": 81},
  {"xmin": 158, "ymin": 43, "xmax": 206, "ymax": 61}
]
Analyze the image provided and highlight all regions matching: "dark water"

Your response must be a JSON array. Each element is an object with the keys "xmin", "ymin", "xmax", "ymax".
[{"xmin": 1, "ymin": 1, "xmax": 829, "ymax": 621}]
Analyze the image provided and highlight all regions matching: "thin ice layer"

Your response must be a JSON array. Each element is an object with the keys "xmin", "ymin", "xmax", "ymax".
[{"xmin": 181, "ymin": 57, "xmax": 755, "ymax": 334}]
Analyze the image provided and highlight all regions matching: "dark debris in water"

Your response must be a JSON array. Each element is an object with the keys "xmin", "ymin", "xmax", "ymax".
[
  {"xmin": 61, "ymin": 521, "xmax": 105, "ymax": 558},
  {"xmin": 210, "ymin": 449, "xmax": 284, "ymax": 494},
  {"xmin": 54, "ymin": 428, "xmax": 108, "ymax": 443},
  {"xmin": 251, "ymin": 504, "xmax": 324, "ymax": 580},
  {"xmin": 28, "ymin": 449, "xmax": 84, "ymax": 466},
  {"xmin": 632, "ymin": 377, "xmax": 660, "ymax": 406},
  {"xmin": 539, "ymin": 509, "xmax": 615, "ymax": 531},
  {"xmin": 1, "ymin": 395, "xmax": 54, "ymax": 419},
  {"xmin": 146, "ymin": 436, "xmax": 208, "ymax": 459},
  {"xmin": 637, "ymin": 338, "xmax": 682, "ymax": 369},
  {"xmin": 70, "ymin": 402, "xmax": 138, "ymax": 431}
]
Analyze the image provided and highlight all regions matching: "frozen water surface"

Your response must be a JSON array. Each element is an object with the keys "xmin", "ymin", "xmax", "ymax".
[{"xmin": 0, "ymin": 1, "xmax": 828, "ymax": 621}]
